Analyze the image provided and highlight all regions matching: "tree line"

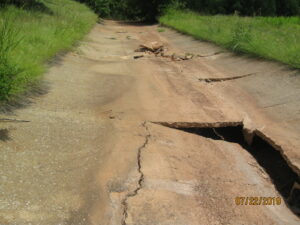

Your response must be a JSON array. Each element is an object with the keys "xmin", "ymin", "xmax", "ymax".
[
  {"xmin": 77, "ymin": 0, "xmax": 300, "ymax": 20},
  {"xmin": 2, "ymin": 0, "xmax": 299, "ymax": 20},
  {"xmin": 184, "ymin": 0, "xmax": 300, "ymax": 16},
  {"xmin": 1, "ymin": 0, "xmax": 36, "ymax": 6}
]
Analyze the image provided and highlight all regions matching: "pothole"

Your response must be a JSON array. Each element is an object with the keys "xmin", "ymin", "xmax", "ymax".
[{"xmin": 155, "ymin": 121, "xmax": 300, "ymax": 216}]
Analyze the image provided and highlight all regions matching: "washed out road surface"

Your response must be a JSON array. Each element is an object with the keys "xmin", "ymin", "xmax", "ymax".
[{"xmin": 1, "ymin": 21, "xmax": 300, "ymax": 225}]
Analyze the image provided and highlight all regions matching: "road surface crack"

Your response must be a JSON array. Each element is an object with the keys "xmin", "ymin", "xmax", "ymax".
[
  {"xmin": 199, "ymin": 72, "xmax": 256, "ymax": 83},
  {"xmin": 0, "ymin": 118, "xmax": 30, "ymax": 123},
  {"xmin": 121, "ymin": 122, "xmax": 150, "ymax": 225},
  {"xmin": 197, "ymin": 51, "xmax": 225, "ymax": 57}
]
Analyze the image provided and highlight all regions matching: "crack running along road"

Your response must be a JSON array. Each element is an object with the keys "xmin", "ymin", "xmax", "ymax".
[{"xmin": 121, "ymin": 122, "xmax": 151, "ymax": 225}]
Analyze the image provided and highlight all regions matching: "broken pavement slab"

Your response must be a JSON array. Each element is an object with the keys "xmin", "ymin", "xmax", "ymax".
[{"xmin": 124, "ymin": 123, "xmax": 299, "ymax": 225}]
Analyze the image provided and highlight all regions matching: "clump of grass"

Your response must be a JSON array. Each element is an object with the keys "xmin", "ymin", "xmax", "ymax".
[
  {"xmin": 159, "ymin": 9, "xmax": 300, "ymax": 69},
  {"xmin": 229, "ymin": 21, "xmax": 253, "ymax": 51},
  {"xmin": 157, "ymin": 28, "xmax": 166, "ymax": 32},
  {"xmin": 0, "ymin": 0, "xmax": 97, "ymax": 105}
]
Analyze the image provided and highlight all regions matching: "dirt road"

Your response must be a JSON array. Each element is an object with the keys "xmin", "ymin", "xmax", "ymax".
[{"xmin": 0, "ymin": 21, "xmax": 299, "ymax": 225}]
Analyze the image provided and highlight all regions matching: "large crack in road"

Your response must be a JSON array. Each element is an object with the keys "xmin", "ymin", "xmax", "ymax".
[{"xmin": 121, "ymin": 122, "xmax": 151, "ymax": 225}]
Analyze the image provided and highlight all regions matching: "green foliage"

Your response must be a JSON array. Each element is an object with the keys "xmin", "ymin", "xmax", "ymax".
[
  {"xmin": 182, "ymin": 0, "xmax": 300, "ymax": 16},
  {"xmin": 1, "ymin": 0, "xmax": 37, "ymax": 7},
  {"xmin": 77, "ymin": 0, "xmax": 176, "ymax": 21},
  {"xmin": 229, "ymin": 21, "xmax": 253, "ymax": 51},
  {"xmin": 160, "ymin": 9, "xmax": 300, "ymax": 68},
  {"xmin": 77, "ymin": 0, "xmax": 299, "ymax": 21},
  {"xmin": 0, "ymin": 18, "xmax": 21, "ymax": 61},
  {"xmin": 0, "ymin": 61, "xmax": 21, "ymax": 102},
  {"xmin": 76, "ymin": 0, "xmax": 130, "ymax": 19},
  {"xmin": 0, "ymin": 0, "xmax": 97, "ymax": 103},
  {"xmin": 0, "ymin": 18, "xmax": 22, "ymax": 101},
  {"xmin": 127, "ymin": 0, "xmax": 172, "ymax": 21}
]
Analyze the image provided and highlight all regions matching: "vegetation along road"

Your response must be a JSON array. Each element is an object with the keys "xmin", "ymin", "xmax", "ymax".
[{"xmin": 0, "ymin": 0, "xmax": 300, "ymax": 224}]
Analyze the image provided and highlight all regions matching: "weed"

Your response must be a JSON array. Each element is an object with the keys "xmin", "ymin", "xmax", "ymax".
[{"xmin": 230, "ymin": 22, "xmax": 252, "ymax": 51}]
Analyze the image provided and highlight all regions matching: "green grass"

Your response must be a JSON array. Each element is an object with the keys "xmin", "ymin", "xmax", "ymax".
[
  {"xmin": 0, "ymin": 0, "xmax": 97, "ymax": 104},
  {"xmin": 159, "ymin": 9, "xmax": 300, "ymax": 69}
]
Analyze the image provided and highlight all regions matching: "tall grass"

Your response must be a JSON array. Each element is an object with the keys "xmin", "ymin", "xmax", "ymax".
[
  {"xmin": 0, "ymin": 0, "xmax": 97, "ymax": 104},
  {"xmin": 0, "ymin": 18, "xmax": 22, "ymax": 101},
  {"xmin": 160, "ymin": 9, "xmax": 300, "ymax": 69}
]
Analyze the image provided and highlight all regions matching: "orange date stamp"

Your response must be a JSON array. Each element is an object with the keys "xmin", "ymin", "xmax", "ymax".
[{"xmin": 235, "ymin": 197, "xmax": 282, "ymax": 206}]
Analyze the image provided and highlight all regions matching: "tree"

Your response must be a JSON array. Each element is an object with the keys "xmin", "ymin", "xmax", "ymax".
[
  {"xmin": 76, "ymin": 0, "xmax": 300, "ymax": 19},
  {"xmin": 276, "ymin": 0, "xmax": 299, "ymax": 16},
  {"xmin": 126, "ymin": 0, "xmax": 172, "ymax": 21}
]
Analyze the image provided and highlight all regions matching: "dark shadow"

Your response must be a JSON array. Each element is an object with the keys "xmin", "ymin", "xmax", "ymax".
[
  {"xmin": 165, "ymin": 124, "xmax": 300, "ymax": 216},
  {"xmin": 1, "ymin": 0, "xmax": 53, "ymax": 15},
  {"xmin": 0, "ymin": 129, "xmax": 11, "ymax": 142},
  {"xmin": 23, "ymin": 1, "xmax": 53, "ymax": 15},
  {"xmin": 48, "ymin": 50, "xmax": 70, "ymax": 67},
  {"xmin": 0, "ymin": 80, "xmax": 50, "ymax": 113},
  {"xmin": 251, "ymin": 136, "xmax": 298, "ymax": 198},
  {"xmin": 117, "ymin": 20, "xmax": 157, "ymax": 27}
]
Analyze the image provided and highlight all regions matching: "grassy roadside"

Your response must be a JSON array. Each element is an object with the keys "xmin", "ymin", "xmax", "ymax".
[
  {"xmin": 0, "ymin": 0, "xmax": 97, "ymax": 105},
  {"xmin": 159, "ymin": 9, "xmax": 300, "ymax": 69}
]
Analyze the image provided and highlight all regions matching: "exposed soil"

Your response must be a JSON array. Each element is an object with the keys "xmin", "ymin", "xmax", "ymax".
[{"xmin": 0, "ymin": 20, "xmax": 300, "ymax": 225}]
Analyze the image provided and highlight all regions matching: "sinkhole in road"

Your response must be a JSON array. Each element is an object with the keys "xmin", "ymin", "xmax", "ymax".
[{"xmin": 157, "ymin": 122, "xmax": 300, "ymax": 216}]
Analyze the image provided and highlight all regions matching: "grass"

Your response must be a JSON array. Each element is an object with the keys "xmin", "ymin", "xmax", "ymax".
[
  {"xmin": 159, "ymin": 9, "xmax": 300, "ymax": 69},
  {"xmin": 0, "ymin": 0, "xmax": 97, "ymax": 104}
]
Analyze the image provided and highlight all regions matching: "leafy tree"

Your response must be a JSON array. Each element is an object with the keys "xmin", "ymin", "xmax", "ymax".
[
  {"xmin": 276, "ymin": 0, "xmax": 299, "ymax": 16},
  {"xmin": 76, "ymin": 0, "xmax": 300, "ymax": 20}
]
